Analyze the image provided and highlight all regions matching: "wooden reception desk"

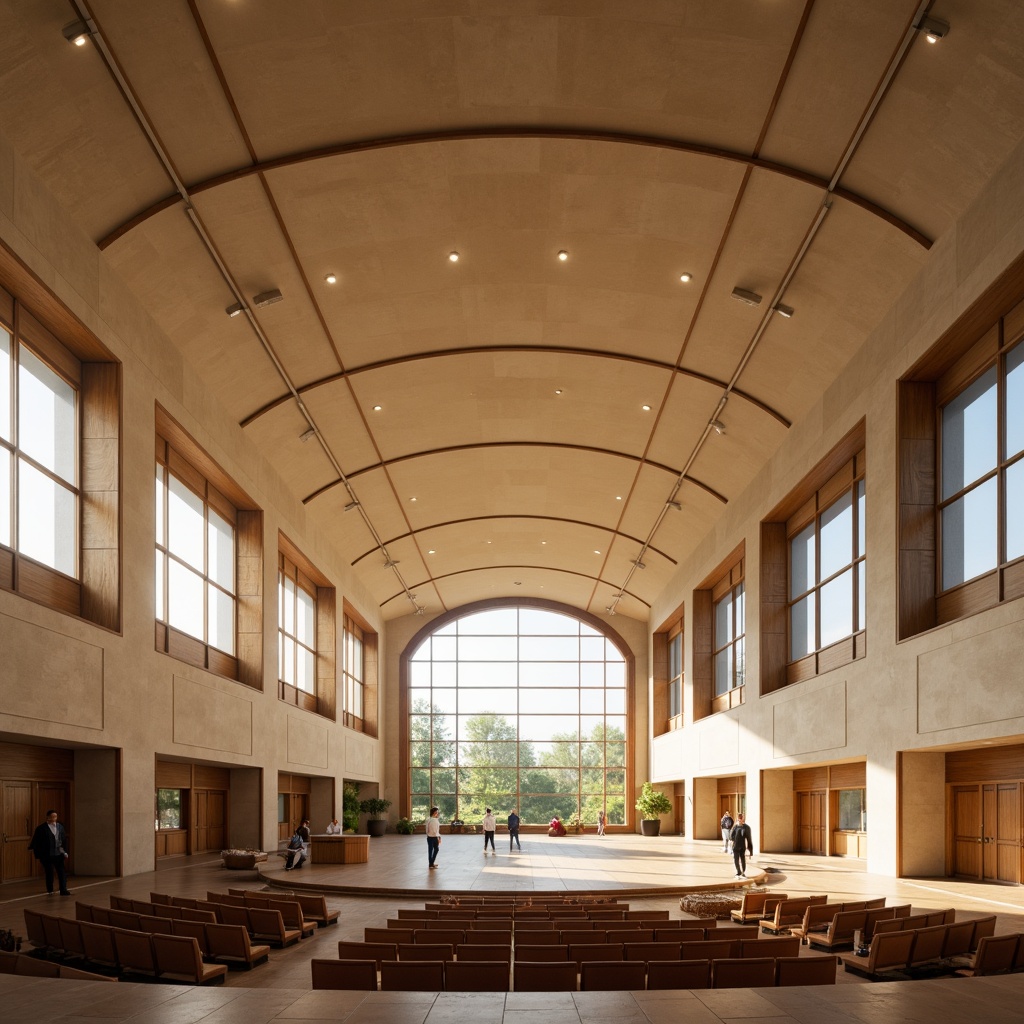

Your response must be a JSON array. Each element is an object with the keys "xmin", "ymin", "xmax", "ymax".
[{"xmin": 309, "ymin": 834, "xmax": 370, "ymax": 864}]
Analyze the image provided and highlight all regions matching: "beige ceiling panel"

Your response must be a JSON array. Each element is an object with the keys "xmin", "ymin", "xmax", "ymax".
[
  {"xmin": 298, "ymin": 380, "xmax": 384, "ymax": 477},
  {"xmin": 840, "ymin": 2, "xmax": 1024, "ymax": 244},
  {"xmin": 424, "ymin": 571, "xmax": 599, "ymax": 623},
  {"xmin": 306, "ymin": 464, "xmax": 412, "ymax": 553},
  {"xmin": 687, "ymin": 399, "xmax": 791, "ymax": 506},
  {"xmin": 344, "ymin": 350, "xmax": 671, "ymax": 461},
  {"xmin": 757, "ymin": 0, "xmax": 912, "ymax": 178},
  {"xmin": 738, "ymin": 201, "xmax": 928, "ymax": 423},
  {"xmin": 190, "ymin": 181, "xmax": 344, "ymax": 389},
  {"xmin": 91, "ymin": 0, "xmax": 252, "ymax": 184},
  {"xmin": 103, "ymin": 211, "xmax": 284, "ymax": 420},
  {"xmin": 645, "ymin": 372, "xmax": 741, "ymax": 472},
  {"xmin": 680, "ymin": 170, "xmax": 827, "ymax": 382},
  {"xmin": 0, "ymin": 0, "xmax": 169, "ymax": 241}
]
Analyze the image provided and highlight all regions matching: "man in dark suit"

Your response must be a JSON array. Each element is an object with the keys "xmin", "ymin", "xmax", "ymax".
[{"xmin": 29, "ymin": 810, "xmax": 71, "ymax": 895}]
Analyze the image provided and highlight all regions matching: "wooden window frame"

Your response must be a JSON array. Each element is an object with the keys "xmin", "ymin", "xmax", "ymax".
[
  {"xmin": 760, "ymin": 422, "xmax": 867, "ymax": 694},
  {"xmin": 693, "ymin": 544, "xmax": 745, "ymax": 721},
  {"xmin": 343, "ymin": 601, "xmax": 377, "ymax": 737},
  {"xmin": 0, "ymin": 263, "xmax": 121, "ymax": 631},
  {"xmin": 155, "ymin": 405, "xmax": 263, "ymax": 686},
  {"xmin": 898, "ymin": 274, "xmax": 1024, "ymax": 639},
  {"xmin": 652, "ymin": 605, "xmax": 684, "ymax": 737},
  {"xmin": 277, "ymin": 533, "xmax": 336, "ymax": 721}
]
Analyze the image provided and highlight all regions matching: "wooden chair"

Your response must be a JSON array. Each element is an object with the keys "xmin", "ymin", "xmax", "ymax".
[
  {"xmin": 465, "ymin": 928, "xmax": 512, "ymax": 945},
  {"xmin": 413, "ymin": 927, "xmax": 464, "ymax": 947},
  {"xmin": 380, "ymin": 959, "xmax": 445, "ymax": 991},
  {"xmin": 940, "ymin": 919, "xmax": 975, "ymax": 961},
  {"xmin": 170, "ymin": 918, "xmax": 210, "ymax": 955},
  {"xmin": 112, "ymin": 927, "xmax": 158, "ymax": 979},
  {"xmin": 58, "ymin": 917, "xmax": 87, "ymax": 961},
  {"xmin": 969, "ymin": 915, "xmax": 998, "ymax": 950},
  {"xmin": 22, "ymin": 910, "xmax": 51, "ymax": 953},
  {"xmin": 217, "ymin": 905, "xmax": 253, "ymax": 931},
  {"xmin": 729, "ymin": 890, "xmax": 772, "ymax": 923},
  {"xmin": 74, "ymin": 902, "xmax": 94, "ymax": 923},
  {"xmin": 954, "ymin": 933, "xmax": 1019, "ymax": 977},
  {"xmin": 646, "ymin": 959, "xmax": 710, "ymax": 989},
  {"xmin": 137, "ymin": 914, "xmax": 174, "ymax": 936},
  {"xmin": 110, "ymin": 895, "xmax": 134, "ymax": 911},
  {"xmin": 775, "ymin": 954, "xmax": 837, "ymax": 986},
  {"xmin": 513, "ymin": 960, "xmax": 578, "ymax": 991},
  {"xmin": 180, "ymin": 907, "xmax": 217, "ymax": 923},
  {"xmin": 579, "ymin": 960, "xmax": 646, "ymax": 991},
  {"xmin": 337, "ymin": 940, "xmax": 397, "ymax": 967},
  {"xmin": 170, "ymin": 896, "xmax": 198, "ymax": 909},
  {"xmin": 397, "ymin": 909, "xmax": 435, "ymax": 920},
  {"xmin": 456, "ymin": 943, "xmax": 511, "ymax": 963},
  {"xmin": 149, "ymin": 891, "xmax": 172, "ymax": 905},
  {"xmin": 623, "ymin": 941, "xmax": 681, "ymax": 961},
  {"xmin": 444, "ymin": 959, "xmax": 510, "ymax": 991},
  {"xmin": 680, "ymin": 939, "xmax": 737, "ymax": 960},
  {"xmin": 514, "ymin": 943, "xmax": 569, "ymax": 962},
  {"xmin": 761, "ymin": 896, "xmax": 827, "ymax": 936},
  {"xmin": 514, "ymin": 929, "xmax": 561, "ymax": 945},
  {"xmin": 571, "ymin": 942, "xmax": 624, "ymax": 967},
  {"xmin": 108, "ymin": 909, "xmax": 142, "ymax": 931},
  {"xmin": 711, "ymin": 956, "xmax": 776, "ymax": 988},
  {"xmin": 863, "ymin": 905, "xmax": 895, "ymax": 940},
  {"xmin": 561, "ymin": 928, "xmax": 608, "ymax": 945},
  {"xmin": 79, "ymin": 921, "xmax": 120, "ymax": 971},
  {"xmin": 626, "ymin": 909, "xmax": 669, "ymax": 921},
  {"xmin": 151, "ymin": 903, "xmax": 182, "ymax": 921},
  {"xmin": 378, "ymin": 925, "xmax": 416, "ymax": 943},
  {"xmin": 311, "ymin": 958, "xmax": 378, "ymax": 990},
  {"xmin": 659, "ymin": 927, "xmax": 704, "ymax": 943},
  {"xmin": 807, "ymin": 910, "xmax": 866, "ymax": 953},
  {"xmin": 839, "ymin": 929, "xmax": 914, "ymax": 979},
  {"xmin": 152, "ymin": 933, "xmax": 227, "ymax": 985},
  {"xmin": 248, "ymin": 907, "xmax": 300, "ymax": 947},
  {"xmin": 292, "ymin": 892, "xmax": 340, "ymax": 927},
  {"xmin": 790, "ymin": 902, "xmax": 840, "ymax": 944},
  {"xmin": 607, "ymin": 928, "xmax": 653, "ymax": 944},
  {"xmin": 204, "ymin": 923, "xmax": 271, "ymax": 969},
  {"xmin": 906, "ymin": 924, "xmax": 947, "ymax": 969},
  {"xmin": 473, "ymin": 918, "xmax": 514, "ymax": 930},
  {"xmin": 397, "ymin": 942, "xmax": 454, "ymax": 962},
  {"xmin": 740, "ymin": 935, "xmax": 800, "ymax": 958}
]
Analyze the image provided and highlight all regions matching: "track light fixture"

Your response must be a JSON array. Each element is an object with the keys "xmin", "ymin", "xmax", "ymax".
[
  {"xmin": 914, "ymin": 14, "xmax": 949, "ymax": 42},
  {"xmin": 62, "ymin": 19, "xmax": 92, "ymax": 46},
  {"xmin": 711, "ymin": 419, "xmax": 726, "ymax": 436},
  {"xmin": 666, "ymin": 500, "xmax": 682, "ymax": 512},
  {"xmin": 252, "ymin": 289, "xmax": 284, "ymax": 308},
  {"xmin": 731, "ymin": 286, "xmax": 763, "ymax": 306},
  {"xmin": 299, "ymin": 427, "xmax": 316, "ymax": 442},
  {"xmin": 344, "ymin": 501, "xmax": 360, "ymax": 512},
  {"xmin": 225, "ymin": 302, "xmax": 245, "ymax": 317},
  {"xmin": 383, "ymin": 559, "xmax": 400, "ymax": 569},
  {"xmin": 774, "ymin": 303, "xmax": 795, "ymax": 318},
  {"xmin": 605, "ymin": 605, "xmax": 616, "ymax": 615},
  {"xmin": 633, "ymin": 558, "xmax": 646, "ymax": 570}
]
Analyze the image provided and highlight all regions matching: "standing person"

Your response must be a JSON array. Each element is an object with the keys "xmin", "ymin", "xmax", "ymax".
[
  {"xmin": 507, "ymin": 808, "xmax": 521, "ymax": 851},
  {"xmin": 482, "ymin": 807, "xmax": 496, "ymax": 853},
  {"xmin": 597, "ymin": 809, "xmax": 606, "ymax": 836},
  {"xmin": 720, "ymin": 810, "xmax": 734, "ymax": 852},
  {"xmin": 425, "ymin": 806, "xmax": 441, "ymax": 868},
  {"xmin": 29, "ymin": 810, "xmax": 71, "ymax": 896},
  {"xmin": 730, "ymin": 813, "xmax": 754, "ymax": 878},
  {"xmin": 325, "ymin": 818, "xmax": 342, "ymax": 834}
]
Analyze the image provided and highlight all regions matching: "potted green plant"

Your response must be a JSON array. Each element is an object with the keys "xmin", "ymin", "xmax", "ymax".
[
  {"xmin": 360, "ymin": 797, "xmax": 392, "ymax": 837},
  {"xmin": 635, "ymin": 782, "xmax": 672, "ymax": 836},
  {"xmin": 567, "ymin": 810, "xmax": 584, "ymax": 834},
  {"xmin": 342, "ymin": 782, "xmax": 361, "ymax": 833},
  {"xmin": 395, "ymin": 817, "xmax": 415, "ymax": 835}
]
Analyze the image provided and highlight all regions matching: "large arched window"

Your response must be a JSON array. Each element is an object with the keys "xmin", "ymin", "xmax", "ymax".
[{"xmin": 402, "ymin": 601, "xmax": 631, "ymax": 827}]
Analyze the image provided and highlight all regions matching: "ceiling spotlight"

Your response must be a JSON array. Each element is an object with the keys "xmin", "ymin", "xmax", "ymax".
[
  {"xmin": 372, "ymin": 405, "xmax": 382, "ymax": 412},
  {"xmin": 605, "ymin": 605, "xmax": 616, "ymax": 616},
  {"xmin": 679, "ymin": 272, "xmax": 692, "ymax": 283},
  {"xmin": 774, "ymin": 303, "xmax": 795, "ymax": 318},
  {"xmin": 383, "ymin": 559, "xmax": 400, "ymax": 569},
  {"xmin": 914, "ymin": 14, "xmax": 949, "ymax": 42},
  {"xmin": 557, "ymin": 250, "xmax": 569, "ymax": 261},
  {"xmin": 62, "ymin": 19, "xmax": 92, "ymax": 45},
  {"xmin": 641, "ymin": 404, "xmax": 651, "ymax": 412},
  {"xmin": 633, "ymin": 558, "xmax": 646, "ymax": 570},
  {"xmin": 711, "ymin": 420, "xmax": 727, "ymax": 436},
  {"xmin": 414, "ymin": 606, "xmax": 425, "ymax": 615},
  {"xmin": 731, "ymin": 286, "xmax": 763, "ymax": 306},
  {"xmin": 427, "ymin": 549, "xmax": 436, "ymax": 554},
  {"xmin": 225, "ymin": 302, "xmax": 245, "ymax": 318},
  {"xmin": 344, "ymin": 501, "xmax": 360, "ymax": 512},
  {"xmin": 299, "ymin": 427, "xmax": 316, "ymax": 443},
  {"xmin": 448, "ymin": 251, "xmax": 460, "ymax": 262},
  {"xmin": 407, "ymin": 593, "xmax": 418, "ymax": 602},
  {"xmin": 554, "ymin": 389, "xmax": 563, "ymax": 395},
  {"xmin": 666, "ymin": 500, "xmax": 682, "ymax": 511},
  {"xmin": 252, "ymin": 289, "xmax": 283, "ymax": 308},
  {"xmin": 324, "ymin": 273, "xmax": 337, "ymax": 285}
]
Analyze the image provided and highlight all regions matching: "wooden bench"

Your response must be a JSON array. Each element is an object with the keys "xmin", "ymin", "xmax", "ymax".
[
  {"xmin": 729, "ymin": 891, "xmax": 788, "ymax": 923},
  {"xmin": 807, "ymin": 909, "xmax": 866, "ymax": 953},
  {"xmin": 760, "ymin": 895, "xmax": 827, "ymax": 935}
]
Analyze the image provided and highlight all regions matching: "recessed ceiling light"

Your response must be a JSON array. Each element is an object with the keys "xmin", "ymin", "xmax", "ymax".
[
  {"xmin": 324, "ymin": 273, "xmax": 337, "ymax": 285},
  {"xmin": 594, "ymin": 550, "xmax": 601, "ymax": 555},
  {"xmin": 615, "ymin": 495, "xmax": 622, "ymax": 501},
  {"xmin": 541, "ymin": 541, "xmax": 547, "ymax": 545},
  {"xmin": 641, "ymin": 404, "xmax": 651, "ymax": 412},
  {"xmin": 679, "ymin": 273, "xmax": 692, "ymax": 283},
  {"xmin": 485, "ymin": 540, "xmax": 491, "ymax": 544},
  {"xmin": 513, "ymin": 581, "xmax": 522, "ymax": 586},
  {"xmin": 410, "ymin": 497, "xmax": 417, "ymax": 502},
  {"xmin": 554, "ymin": 389, "xmax": 562, "ymax": 395},
  {"xmin": 428, "ymin": 549, "xmax": 436, "ymax": 554},
  {"xmin": 448, "ymin": 251, "xmax": 460, "ymax": 262},
  {"xmin": 372, "ymin": 405, "xmax": 382, "ymax": 411},
  {"xmin": 557, "ymin": 250, "xmax": 569, "ymax": 261},
  {"xmin": 62, "ymin": 20, "xmax": 91, "ymax": 46}
]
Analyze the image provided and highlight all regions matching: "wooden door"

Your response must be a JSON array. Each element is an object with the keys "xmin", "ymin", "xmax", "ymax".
[
  {"xmin": 194, "ymin": 791, "xmax": 227, "ymax": 853},
  {"xmin": 983, "ymin": 783, "xmax": 1020, "ymax": 884},
  {"xmin": 291, "ymin": 794, "xmax": 308, "ymax": 834},
  {"xmin": 1, "ymin": 782, "xmax": 34, "ymax": 882},
  {"xmin": 952, "ymin": 784, "xmax": 982, "ymax": 878},
  {"xmin": 797, "ymin": 791, "xmax": 826, "ymax": 855}
]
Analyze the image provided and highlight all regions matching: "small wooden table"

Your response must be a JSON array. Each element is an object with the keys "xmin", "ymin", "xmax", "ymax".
[{"xmin": 309, "ymin": 834, "xmax": 370, "ymax": 864}]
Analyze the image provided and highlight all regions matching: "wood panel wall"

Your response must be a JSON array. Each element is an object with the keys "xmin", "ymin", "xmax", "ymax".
[
  {"xmin": 0, "ymin": 741, "xmax": 74, "ymax": 780},
  {"xmin": 946, "ymin": 746, "xmax": 1024, "ymax": 784}
]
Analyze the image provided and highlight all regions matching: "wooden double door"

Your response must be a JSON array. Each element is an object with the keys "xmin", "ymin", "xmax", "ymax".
[
  {"xmin": 951, "ymin": 782, "xmax": 1022, "ymax": 884},
  {"xmin": 2, "ymin": 780, "xmax": 71, "ymax": 884},
  {"xmin": 797, "ymin": 790, "xmax": 827, "ymax": 855}
]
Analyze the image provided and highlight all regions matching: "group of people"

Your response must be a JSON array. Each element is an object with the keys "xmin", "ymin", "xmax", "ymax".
[{"xmin": 425, "ymin": 806, "xmax": 522, "ymax": 868}]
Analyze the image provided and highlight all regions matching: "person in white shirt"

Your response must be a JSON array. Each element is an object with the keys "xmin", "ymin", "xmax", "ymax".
[
  {"xmin": 425, "ymin": 806, "xmax": 441, "ymax": 868},
  {"xmin": 325, "ymin": 818, "xmax": 342, "ymax": 834},
  {"xmin": 482, "ymin": 808, "xmax": 496, "ymax": 853}
]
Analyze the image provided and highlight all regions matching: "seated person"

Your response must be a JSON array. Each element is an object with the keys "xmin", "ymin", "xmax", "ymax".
[
  {"xmin": 284, "ymin": 829, "xmax": 307, "ymax": 869},
  {"xmin": 548, "ymin": 816, "xmax": 566, "ymax": 837},
  {"xmin": 325, "ymin": 818, "xmax": 342, "ymax": 834}
]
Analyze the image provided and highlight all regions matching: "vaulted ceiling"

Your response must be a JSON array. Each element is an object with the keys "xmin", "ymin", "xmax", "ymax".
[{"xmin": 3, "ymin": 0, "xmax": 1024, "ymax": 621}]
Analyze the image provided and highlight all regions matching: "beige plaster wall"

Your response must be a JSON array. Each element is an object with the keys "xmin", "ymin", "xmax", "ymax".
[
  {"xmin": 899, "ymin": 751, "xmax": 947, "ymax": 877},
  {"xmin": 647, "ymin": 131, "xmax": 1024, "ymax": 878},
  {"xmin": 762, "ymin": 768, "xmax": 794, "ymax": 854},
  {"xmin": 0, "ymin": 124, "xmax": 384, "ymax": 877}
]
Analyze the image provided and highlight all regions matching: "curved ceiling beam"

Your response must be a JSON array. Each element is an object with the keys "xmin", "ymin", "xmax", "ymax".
[
  {"xmin": 381, "ymin": 564, "xmax": 651, "ymax": 611},
  {"xmin": 350, "ymin": 513, "xmax": 678, "ymax": 569},
  {"xmin": 302, "ymin": 441, "xmax": 729, "ymax": 506},
  {"xmin": 98, "ymin": 126, "xmax": 932, "ymax": 251},
  {"xmin": 240, "ymin": 344, "xmax": 792, "ymax": 431}
]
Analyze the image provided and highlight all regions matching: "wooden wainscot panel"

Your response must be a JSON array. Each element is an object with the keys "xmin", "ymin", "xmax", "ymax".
[
  {"xmin": 936, "ymin": 573, "xmax": 998, "ymax": 625},
  {"xmin": 1003, "ymin": 560, "xmax": 1024, "ymax": 602}
]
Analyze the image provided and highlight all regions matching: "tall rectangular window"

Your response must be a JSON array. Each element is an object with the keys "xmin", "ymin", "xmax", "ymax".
[
  {"xmin": 713, "ymin": 581, "xmax": 745, "ymax": 696},
  {"xmin": 668, "ymin": 629, "xmax": 682, "ymax": 722},
  {"xmin": 0, "ymin": 281, "xmax": 119, "ymax": 628},
  {"xmin": 344, "ymin": 602, "xmax": 378, "ymax": 736},
  {"xmin": 155, "ymin": 407, "xmax": 263, "ymax": 685}
]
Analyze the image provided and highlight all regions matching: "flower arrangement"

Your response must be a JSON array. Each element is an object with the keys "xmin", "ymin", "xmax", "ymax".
[
  {"xmin": 395, "ymin": 817, "xmax": 415, "ymax": 834},
  {"xmin": 567, "ymin": 811, "xmax": 584, "ymax": 833}
]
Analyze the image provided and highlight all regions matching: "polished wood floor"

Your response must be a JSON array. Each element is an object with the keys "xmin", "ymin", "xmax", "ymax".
[{"xmin": 3, "ymin": 834, "xmax": 1024, "ymax": 1022}]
